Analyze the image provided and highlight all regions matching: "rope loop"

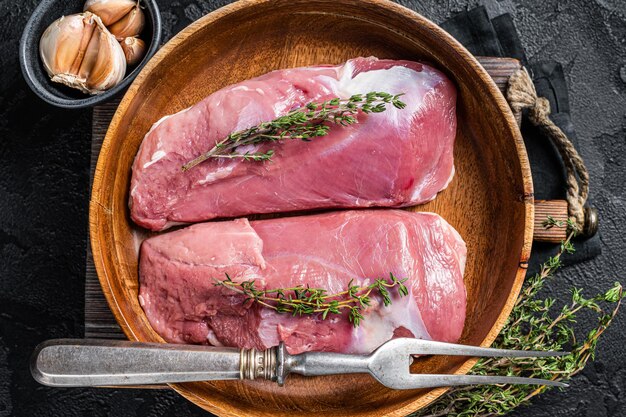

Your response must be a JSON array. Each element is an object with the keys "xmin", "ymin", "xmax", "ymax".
[{"xmin": 507, "ymin": 67, "xmax": 591, "ymax": 233}]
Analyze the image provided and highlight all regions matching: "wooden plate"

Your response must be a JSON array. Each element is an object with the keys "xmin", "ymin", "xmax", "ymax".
[{"xmin": 90, "ymin": 0, "xmax": 533, "ymax": 415}]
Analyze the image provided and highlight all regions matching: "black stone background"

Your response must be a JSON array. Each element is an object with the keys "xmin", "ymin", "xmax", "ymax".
[{"xmin": 1, "ymin": 0, "xmax": 625, "ymax": 416}]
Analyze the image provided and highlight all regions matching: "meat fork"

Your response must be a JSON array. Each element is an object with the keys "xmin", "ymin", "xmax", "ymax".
[{"xmin": 31, "ymin": 338, "xmax": 567, "ymax": 389}]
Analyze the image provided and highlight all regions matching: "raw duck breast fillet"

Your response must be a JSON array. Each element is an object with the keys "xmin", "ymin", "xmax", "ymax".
[
  {"xmin": 139, "ymin": 210, "xmax": 467, "ymax": 354},
  {"xmin": 130, "ymin": 57, "xmax": 457, "ymax": 231}
]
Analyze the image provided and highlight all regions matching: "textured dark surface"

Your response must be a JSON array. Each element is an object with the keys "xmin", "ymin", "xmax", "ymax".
[{"xmin": 1, "ymin": 0, "xmax": 624, "ymax": 416}]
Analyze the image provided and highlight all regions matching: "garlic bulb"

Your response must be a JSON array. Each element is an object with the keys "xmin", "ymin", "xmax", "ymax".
[
  {"xmin": 83, "ymin": 0, "xmax": 136, "ymax": 26},
  {"xmin": 40, "ymin": 12, "xmax": 126, "ymax": 95},
  {"xmin": 120, "ymin": 37, "xmax": 146, "ymax": 66},
  {"xmin": 84, "ymin": 0, "xmax": 145, "ymax": 39}
]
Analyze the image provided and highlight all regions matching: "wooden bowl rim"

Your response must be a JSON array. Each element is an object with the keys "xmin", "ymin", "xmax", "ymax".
[{"xmin": 89, "ymin": 0, "xmax": 534, "ymax": 415}]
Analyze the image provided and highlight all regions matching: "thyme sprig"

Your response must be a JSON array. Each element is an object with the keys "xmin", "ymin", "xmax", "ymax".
[
  {"xmin": 182, "ymin": 92, "xmax": 407, "ymax": 171},
  {"xmin": 215, "ymin": 272, "xmax": 409, "ymax": 327},
  {"xmin": 416, "ymin": 219, "xmax": 624, "ymax": 417},
  {"xmin": 542, "ymin": 215, "xmax": 567, "ymax": 229}
]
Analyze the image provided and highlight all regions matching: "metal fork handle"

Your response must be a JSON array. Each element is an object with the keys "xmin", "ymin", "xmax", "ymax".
[
  {"xmin": 284, "ymin": 351, "xmax": 370, "ymax": 376},
  {"xmin": 31, "ymin": 339, "xmax": 278, "ymax": 387},
  {"xmin": 31, "ymin": 339, "xmax": 568, "ymax": 390}
]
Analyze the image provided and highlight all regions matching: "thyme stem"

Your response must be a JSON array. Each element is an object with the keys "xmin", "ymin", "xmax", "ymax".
[
  {"xmin": 182, "ymin": 92, "xmax": 406, "ymax": 171},
  {"xmin": 215, "ymin": 272, "xmax": 409, "ymax": 327}
]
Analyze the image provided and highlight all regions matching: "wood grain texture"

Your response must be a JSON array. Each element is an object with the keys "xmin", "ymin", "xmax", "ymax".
[
  {"xmin": 533, "ymin": 200, "xmax": 569, "ymax": 243},
  {"xmin": 88, "ymin": 0, "xmax": 534, "ymax": 415},
  {"xmin": 86, "ymin": 102, "xmax": 125, "ymax": 340}
]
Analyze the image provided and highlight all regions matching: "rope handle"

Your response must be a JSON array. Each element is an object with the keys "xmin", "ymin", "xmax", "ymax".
[{"xmin": 506, "ymin": 67, "xmax": 598, "ymax": 238}]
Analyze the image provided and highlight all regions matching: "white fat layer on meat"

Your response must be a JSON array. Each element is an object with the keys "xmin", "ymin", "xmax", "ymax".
[
  {"xmin": 257, "ymin": 316, "xmax": 280, "ymax": 348},
  {"xmin": 197, "ymin": 165, "xmax": 235, "ymax": 185},
  {"xmin": 145, "ymin": 106, "xmax": 192, "ymax": 137},
  {"xmin": 409, "ymin": 164, "xmax": 456, "ymax": 202},
  {"xmin": 350, "ymin": 290, "xmax": 431, "ymax": 353},
  {"xmin": 206, "ymin": 330, "xmax": 224, "ymax": 346},
  {"xmin": 441, "ymin": 164, "xmax": 456, "ymax": 191},
  {"xmin": 316, "ymin": 60, "xmax": 444, "ymax": 157},
  {"xmin": 139, "ymin": 107, "xmax": 194, "ymax": 171},
  {"xmin": 162, "ymin": 220, "xmax": 189, "ymax": 229},
  {"xmin": 141, "ymin": 107, "xmax": 193, "ymax": 165},
  {"xmin": 143, "ymin": 150, "xmax": 167, "ymax": 168},
  {"xmin": 145, "ymin": 114, "xmax": 173, "ymax": 136},
  {"xmin": 338, "ymin": 64, "xmax": 441, "ymax": 126},
  {"xmin": 231, "ymin": 85, "xmax": 266, "ymax": 96}
]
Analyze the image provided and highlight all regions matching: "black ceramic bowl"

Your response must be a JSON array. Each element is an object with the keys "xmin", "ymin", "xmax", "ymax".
[{"xmin": 19, "ymin": 0, "xmax": 162, "ymax": 109}]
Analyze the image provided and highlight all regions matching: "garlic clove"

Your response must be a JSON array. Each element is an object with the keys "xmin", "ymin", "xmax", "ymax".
[
  {"xmin": 84, "ymin": 0, "xmax": 137, "ymax": 26},
  {"xmin": 39, "ymin": 12, "xmax": 127, "ymax": 95},
  {"xmin": 120, "ymin": 37, "xmax": 146, "ymax": 66},
  {"xmin": 84, "ymin": 19, "xmax": 127, "ymax": 93},
  {"xmin": 77, "ymin": 23, "xmax": 101, "ymax": 85},
  {"xmin": 108, "ymin": 4, "xmax": 145, "ymax": 40}
]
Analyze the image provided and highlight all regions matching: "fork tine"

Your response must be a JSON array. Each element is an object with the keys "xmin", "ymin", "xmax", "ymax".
[
  {"xmin": 381, "ymin": 373, "xmax": 568, "ymax": 390},
  {"xmin": 391, "ymin": 338, "xmax": 568, "ymax": 358},
  {"xmin": 368, "ymin": 339, "xmax": 569, "ymax": 391}
]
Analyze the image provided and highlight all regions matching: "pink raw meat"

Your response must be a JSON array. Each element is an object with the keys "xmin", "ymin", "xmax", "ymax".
[
  {"xmin": 130, "ymin": 57, "xmax": 457, "ymax": 231},
  {"xmin": 138, "ymin": 210, "xmax": 467, "ymax": 354}
]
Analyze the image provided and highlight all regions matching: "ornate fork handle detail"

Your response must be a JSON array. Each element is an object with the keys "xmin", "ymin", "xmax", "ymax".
[{"xmin": 240, "ymin": 346, "xmax": 278, "ymax": 381}]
